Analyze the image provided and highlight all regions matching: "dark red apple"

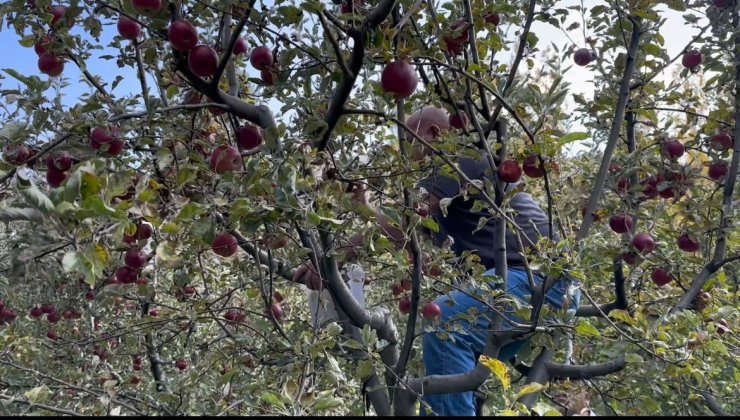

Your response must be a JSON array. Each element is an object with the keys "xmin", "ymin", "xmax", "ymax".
[
  {"xmin": 41, "ymin": 303, "xmax": 55, "ymax": 314},
  {"xmin": 183, "ymin": 285, "xmax": 196, "ymax": 295},
  {"xmin": 609, "ymin": 213, "xmax": 633, "ymax": 234},
  {"xmin": 175, "ymin": 359, "xmax": 187, "ymax": 371},
  {"xmin": 212, "ymin": 233, "xmax": 238, "ymax": 257},
  {"xmin": 168, "ymin": 20, "xmax": 198, "ymax": 52},
  {"xmin": 449, "ymin": 111, "xmax": 468, "ymax": 129},
  {"xmin": 608, "ymin": 162, "xmax": 621, "ymax": 174},
  {"xmin": 85, "ymin": 291, "xmax": 95, "ymax": 301},
  {"xmin": 233, "ymin": 37, "xmax": 248, "ymax": 56},
  {"xmin": 522, "ymin": 155, "xmax": 545, "ymax": 178},
  {"xmin": 677, "ymin": 233, "xmax": 701, "ymax": 252},
  {"xmin": 188, "ymin": 45, "xmax": 219, "ymax": 77},
  {"xmin": 136, "ymin": 223, "xmax": 153, "ymax": 240},
  {"xmin": 641, "ymin": 176, "xmax": 660, "ymax": 200},
  {"xmin": 130, "ymin": 0, "xmax": 162, "ymax": 17},
  {"xmin": 573, "ymin": 48, "xmax": 593, "ymax": 66},
  {"xmin": 149, "ymin": 308, "xmax": 159, "ymax": 316},
  {"xmin": 391, "ymin": 283, "xmax": 404, "ymax": 296},
  {"xmin": 709, "ymin": 133, "xmax": 733, "ymax": 151},
  {"xmin": 661, "ymin": 139, "xmax": 684, "ymax": 160},
  {"xmin": 616, "ymin": 178, "xmax": 630, "ymax": 193},
  {"xmin": 651, "ymin": 268, "xmax": 673, "ymax": 286},
  {"xmin": 124, "ymin": 248, "xmax": 147, "ymax": 268},
  {"xmin": 273, "ymin": 291, "xmax": 284, "ymax": 303},
  {"xmin": 117, "ymin": 15, "xmax": 141, "ymax": 40},
  {"xmin": 0, "ymin": 308, "xmax": 17, "ymax": 324},
  {"xmin": 46, "ymin": 152, "xmax": 72, "ymax": 171},
  {"xmin": 46, "ymin": 169, "xmax": 68, "ymax": 188},
  {"xmin": 130, "ymin": 375, "xmax": 141, "ymax": 385},
  {"xmin": 632, "ymin": 233, "xmax": 655, "ymax": 254},
  {"xmin": 47, "ymin": 311, "xmax": 61, "ymax": 323},
  {"xmin": 116, "ymin": 266, "xmax": 138, "ymax": 284},
  {"xmin": 398, "ymin": 298, "xmax": 411, "ymax": 314},
  {"xmin": 237, "ymin": 125, "xmax": 263, "ymax": 150},
  {"xmin": 34, "ymin": 35, "xmax": 54, "ymax": 55},
  {"xmin": 497, "ymin": 160, "xmax": 522, "ymax": 183},
  {"xmin": 260, "ymin": 69, "xmax": 275, "ymax": 85},
  {"xmin": 209, "ymin": 145, "xmax": 242, "ymax": 174},
  {"xmin": 30, "ymin": 307, "xmax": 44, "ymax": 318},
  {"xmin": 270, "ymin": 303, "xmax": 283, "ymax": 321},
  {"xmin": 484, "ymin": 12, "xmax": 501, "ymax": 26},
  {"xmin": 49, "ymin": 5, "xmax": 68, "ymax": 27},
  {"xmin": 38, "ymin": 53, "xmax": 64, "ymax": 77},
  {"xmin": 250, "ymin": 46, "xmax": 274, "ymax": 70},
  {"xmin": 708, "ymin": 162, "xmax": 728, "ymax": 181},
  {"xmin": 682, "ymin": 49, "xmax": 702, "ymax": 69},
  {"xmin": 47, "ymin": 330, "xmax": 58, "ymax": 340},
  {"xmin": 714, "ymin": 0, "xmax": 730, "ymax": 8},
  {"xmin": 443, "ymin": 21, "xmax": 469, "ymax": 55},
  {"xmin": 381, "ymin": 60, "xmax": 418, "ymax": 99},
  {"xmin": 422, "ymin": 302, "xmax": 441, "ymax": 320},
  {"xmin": 3, "ymin": 144, "xmax": 30, "ymax": 165}
]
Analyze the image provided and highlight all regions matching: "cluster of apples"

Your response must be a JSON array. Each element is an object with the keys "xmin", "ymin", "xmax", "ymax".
[
  {"xmin": 390, "ymin": 280, "xmax": 441, "ymax": 320},
  {"xmin": 28, "ymin": 302, "xmax": 82, "ymax": 341}
]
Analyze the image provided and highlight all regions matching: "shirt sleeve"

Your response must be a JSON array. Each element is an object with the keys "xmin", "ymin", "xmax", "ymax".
[{"xmin": 416, "ymin": 170, "xmax": 461, "ymax": 200}]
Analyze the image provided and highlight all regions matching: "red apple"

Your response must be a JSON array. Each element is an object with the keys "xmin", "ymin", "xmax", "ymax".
[
  {"xmin": 209, "ymin": 145, "xmax": 242, "ymax": 174},
  {"xmin": 250, "ymin": 46, "xmax": 274, "ymax": 70},
  {"xmin": 714, "ymin": 0, "xmax": 730, "ymax": 7},
  {"xmin": 46, "ymin": 169, "xmax": 68, "ymax": 188},
  {"xmin": 34, "ymin": 35, "xmax": 54, "ymax": 55},
  {"xmin": 149, "ymin": 308, "xmax": 159, "ymax": 316},
  {"xmin": 130, "ymin": 0, "xmax": 162, "ymax": 17},
  {"xmin": 46, "ymin": 152, "xmax": 72, "ymax": 171},
  {"xmin": 449, "ymin": 111, "xmax": 468, "ymax": 129},
  {"xmin": 709, "ymin": 133, "xmax": 733, "ymax": 151},
  {"xmin": 641, "ymin": 176, "xmax": 660, "ymax": 200},
  {"xmin": 497, "ymin": 160, "xmax": 522, "ymax": 183},
  {"xmin": 608, "ymin": 162, "xmax": 621, "ymax": 174},
  {"xmin": 183, "ymin": 285, "xmax": 196, "ymax": 295},
  {"xmin": 443, "ymin": 21, "xmax": 469, "ymax": 55},
  {"xmin": 682, "ymin": 49, "xmax": 702, "ymax": 69},
  {"xmin": 102, "ymin": 139, "xmax": 125, "ymax": 157},
  {"xmin": 484, "ymin": 12, "xmax": 501, "ymax": 26},
  {"xmin": 49, "ymin": 5, "xmax": 68, "ymax": 27},
  {"xmin": 212, "ymin": 233, "xmax": 238, "ymax": 257},
  {"xmin": 651, "ymin": 268, "xmax": 673, "ymax": 286},
  {"xmin": 136, "ymin": 277, "xmax": 148, "ymax": 286},
  {"xmin": 608, "ymin": 213, "xmax": 633, "ymax": 234},
  {"xmin": 124, "ymin": 248, "xmax": 147, "ymax": 269},
  {"xmin": 188, "ymin": 45, "xmax": 219, "ymax": 77},
  {"xmin": 117, "ymin": 15, "xmax": 141, "ymax": 40},
  {"xmin": 573, "ymin": 48, "xmax": 593, "ymax": 66},
  {"xmin": 237, "ymin": 125, "xmax": 263, "ymax": 150},
  {"xmin": 677, "ymin": 233, "xmax": 701, "ymax": 252},
  {"xmin": 422, "ymin": 302, "xmax": 441, "ymax": 320},
  {"xmin": 130, "ymin": 375, "xmax": 141, "ymax": 385},
  {"xmin": 398, "ymin": 298, "xmax": 411, "ymax": 314},
  {"xmin": 233, "ymin": 37, "xmax": 248, "ymax": 55},
  {"xmin": 30, "ymin": 307, "xmax": 44, "ymax": 318},
  {"xmin": 38, "ymin": 53, "xmax": 64, "ymax": 77},
  {"xmin": 270, "ymin": 303, "xmax": 283, "ymax": 321},
  {"xmin": 116, "ymin": 266, "xmax": 138, "ymax": 284},
  {"xmin": 136, "ymin": 223, "xmax": 153, "ymax": 240},
  {"xmin": 47, "ymin": 311, "xmax": 61, "ymax": 323},
  {"xmin": 175, "ymin": 359, "xmax": 187, "ymax": 371},
  {"xmin": 391, "ymin": 283, "xmax": 404, "ymax": 296},
  {"xmin": 616, "ymin": 178, "xmax": 630, "ymax": 193},
  {"xmin": 41, "ymin": 303, "xmax": 56, "ymax": 314},
  {"xmin": 381, "ymin": 60, "xmax": 418, "ymax": 99},
  {"xmin": 522, "ymin": 155, "xmax": 545, "ymax": 178},
  {"xmin": 168, "ymin": 19, "xmax": 198, "ymax": 52},
  {"xmin": 708, "ymin": 162, "xmax": 728, "ymax": 181},
  {"xmin": 47, "ymin": 330, "xmax": 58, "ymax": 340},
  {"xmin": 0, "ymin": 308, "xmax": 17, "ymax": 324},
  {"xmin": 401, "ymin": 279, "xmax": 412, "ymax": 291},
  {"xmin": 661, "ymin": 139, "xmax": 684, "ymax": 160},
  {"xmin": 632, "ymin": 233, "xmax": 655, "ymax": 254},
  {"xmin": 2, "ymin": 144, "xmax": 30, "ymax": 165},
  {"xmin": 85, "ymin": 291, "xmax": 95, "ymax": 301}
]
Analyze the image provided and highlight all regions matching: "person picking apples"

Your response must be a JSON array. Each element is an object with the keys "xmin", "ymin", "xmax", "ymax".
[{"xmin": 293, "ymin": 106, "xmax": 581, "ymax": 416}]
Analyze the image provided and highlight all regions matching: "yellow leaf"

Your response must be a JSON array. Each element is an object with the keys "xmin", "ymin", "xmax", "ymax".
[
  {"xmin": 515, "ymin": 382, "xmax": 546, "ymax": 400},
  {"xmin": 479, "ymin": 355, "xmax": 510, "ymax": 391}
]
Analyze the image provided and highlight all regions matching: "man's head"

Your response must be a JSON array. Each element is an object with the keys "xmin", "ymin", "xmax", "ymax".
[{"xmin": 405, "ymin": 106, "xmax": 450, "ymax": 161}]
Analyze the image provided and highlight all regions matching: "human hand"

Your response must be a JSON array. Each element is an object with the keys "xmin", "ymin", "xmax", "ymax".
[{"xmin": 292, "ymin": 261, "xmax": 323, "ymax": 291}]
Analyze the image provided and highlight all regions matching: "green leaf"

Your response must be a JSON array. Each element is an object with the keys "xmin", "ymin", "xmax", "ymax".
[
  {"xmin": 313, "ymin": 395, "xmax": 343, "ymax": 411},
  {"xmin": 557, "ymin": 132, "xmax": 589, "ymax": 147},
  {"xmin": 575, "ymin": 319, "xmax": 601, "ymax": 338},
  {"xmin": 356, "ymin": 359, "xmax": 374, "ymax": 379},
  {"xmin": 17, "ymin": 174, "xmax": 55, "ymax": 214},
  {"xmin": 260, "ymin": 391, "xmax": 286, "ymax": 410}
]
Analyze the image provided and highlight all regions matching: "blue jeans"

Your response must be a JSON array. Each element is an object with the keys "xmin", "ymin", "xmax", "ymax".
[{"xmin": 420, "ymin": 268, "xmax": 581, "ymax": 416}]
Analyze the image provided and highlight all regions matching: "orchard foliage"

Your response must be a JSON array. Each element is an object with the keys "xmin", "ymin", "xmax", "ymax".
[{"xmin": 0, "ymin": 0, "xmax": 738, "ymax": 416}]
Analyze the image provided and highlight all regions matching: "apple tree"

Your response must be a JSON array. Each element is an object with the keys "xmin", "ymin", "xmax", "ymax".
[{"xmin": 0, "ymin": 0, "xmax": 738, "ymax": 416}]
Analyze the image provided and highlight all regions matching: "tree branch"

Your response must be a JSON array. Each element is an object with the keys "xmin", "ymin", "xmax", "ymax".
[{"xmin": 546, "ymin": 355, "xmax": 626, "ymax": 380}]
